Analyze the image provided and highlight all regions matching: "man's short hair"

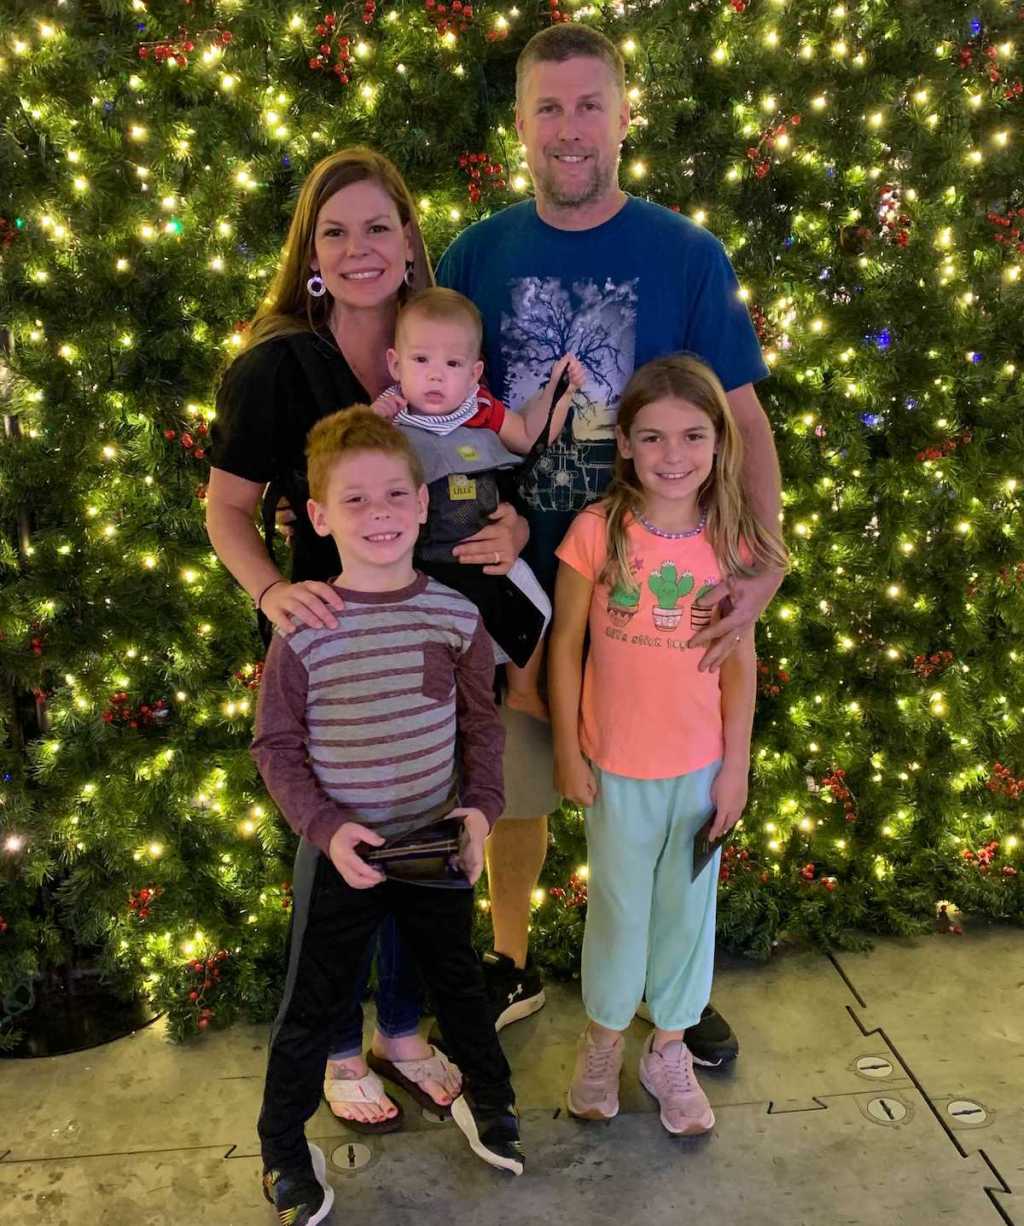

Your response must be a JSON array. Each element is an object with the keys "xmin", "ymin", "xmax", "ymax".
[
  {"xmin": 396, "ymin": 287, "xmax": 483, "ymax": 353},
  {"xmin": 516, "ymin": 25, "xmax": 626, "ymax": 103},
  {"xmin": 306, "ymin": 407, "xmax": 425, "ymax": 503}
]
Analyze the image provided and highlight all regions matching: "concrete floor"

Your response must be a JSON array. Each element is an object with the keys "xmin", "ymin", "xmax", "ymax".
[{"xmin": 1, "ymin": 926, "xmax": 1020, "ymax": 1225}]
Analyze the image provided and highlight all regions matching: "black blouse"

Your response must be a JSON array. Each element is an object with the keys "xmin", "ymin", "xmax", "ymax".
[{"xmin": 210, "ymin": 329, "xmax": 369, "ymax": 583}]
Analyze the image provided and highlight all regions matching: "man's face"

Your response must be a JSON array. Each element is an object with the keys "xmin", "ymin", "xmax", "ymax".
[{"xmin": 515, "ymin": 55, "xmax": 629, "ymax": 210}]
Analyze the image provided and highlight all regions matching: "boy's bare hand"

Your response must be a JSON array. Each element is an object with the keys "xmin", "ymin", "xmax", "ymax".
[
  {"xmin": 450, "ymin": 808, "xmax": 489, "ymax": 885},
  {"xmin": 328, "ymin": 822, "xmax": 387, "ymax": 889}
]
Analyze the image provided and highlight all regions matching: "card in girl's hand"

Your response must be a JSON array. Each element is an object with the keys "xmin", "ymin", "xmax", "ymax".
[{"xmin": 692, "ymin": 814, "xmax": 737, "ymax": 881}]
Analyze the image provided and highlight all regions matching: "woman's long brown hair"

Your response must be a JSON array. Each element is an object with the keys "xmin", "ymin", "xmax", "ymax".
[{"xmin": 240, "ymin": 147, "xmax": 433, "ymax": 354}]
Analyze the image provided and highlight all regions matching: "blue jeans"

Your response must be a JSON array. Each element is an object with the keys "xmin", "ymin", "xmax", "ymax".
[{"xmin": 327, "ymin": 914, "xmax": 424, "ymax": 1060}]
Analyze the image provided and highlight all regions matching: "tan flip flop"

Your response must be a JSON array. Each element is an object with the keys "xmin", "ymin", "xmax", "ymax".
[
  {"xmin": 367, "ymin": 1045, "xmax": 462, "ymax": 1116},
  {"xmin": 323, "ymin": 1064, "xmax": 404, "ymax": 1134}
]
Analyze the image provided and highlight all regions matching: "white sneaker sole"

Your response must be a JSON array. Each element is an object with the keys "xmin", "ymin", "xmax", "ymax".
[
  {"xmin": 638, "ymin": 1067, "xmax": 715, "ymax": 1136},
  {"xmin": 566, "ymin": 1086, "xmax": 619, "ymax": 1121},
  {"xmin": 495, "ymin": 989, "xmax": 546, "ymax": 1032},
  {"xmin": 451, "ymin": 1096, "xmax": 525, "ymax": 1175},
  {"xmin": 307, "ymin": 1143, "xmax": 335, "ymax": 1224}
]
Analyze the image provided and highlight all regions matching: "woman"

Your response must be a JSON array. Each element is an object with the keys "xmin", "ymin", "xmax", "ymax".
[{"xmin": 207, "ymin": 148, "xmax": 526, "ymax": 1131}]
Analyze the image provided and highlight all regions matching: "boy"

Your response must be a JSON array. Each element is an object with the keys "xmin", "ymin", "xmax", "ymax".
[
  {"xmin": 253, "ymin": 408, "xmax": 524, "ymax": 1226},
  {"xmin": 373, "ymin": 287, "xmax": 584, "ymax": 720}
]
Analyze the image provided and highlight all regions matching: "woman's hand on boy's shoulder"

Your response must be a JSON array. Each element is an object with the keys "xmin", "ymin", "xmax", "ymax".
[
  {"xmin": 709, "ymin": 762, "xmax": 749, "ymax": 841},
  {"xmin": 262, "ymin": 580, "xmax": 346, "ymax": 633},
  {"xmin": 451, "ymin": 807, "xmax": 489, "ymax": 885}
]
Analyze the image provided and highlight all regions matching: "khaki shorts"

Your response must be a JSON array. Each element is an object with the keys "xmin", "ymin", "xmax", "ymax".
[{"xmin": 498, "ymin": 701, "xmax": 560, "ymax": 820}]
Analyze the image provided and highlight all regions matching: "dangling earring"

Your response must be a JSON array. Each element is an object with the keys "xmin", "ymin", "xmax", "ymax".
[
  {"xmin": 404, "ymin": 261, "xmax": 415, "ymax": 287},
  {"xmin": 306, "ymin": 272, "xmax": 327, "ymax": 298}
]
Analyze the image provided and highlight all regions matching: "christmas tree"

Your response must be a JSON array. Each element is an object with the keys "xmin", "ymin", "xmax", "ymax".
[{"xmin": 1, "ymin": 0, "xmax": 1022, "ymax": 1046}]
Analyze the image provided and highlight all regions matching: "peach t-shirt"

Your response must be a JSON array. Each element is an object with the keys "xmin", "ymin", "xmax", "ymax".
[{"xmin": 556, "ymin": 506, "xmax": 724, "ymax": 780}]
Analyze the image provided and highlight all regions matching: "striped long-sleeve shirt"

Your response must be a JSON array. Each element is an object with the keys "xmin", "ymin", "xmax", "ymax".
[{"xmin": 251, "ymin": 574, "xmax": 504, "ymax": 857}]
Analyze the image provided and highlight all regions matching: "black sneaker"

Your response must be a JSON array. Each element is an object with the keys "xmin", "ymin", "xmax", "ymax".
[
  {"xmin": 261, "ymin": 1142, "xmax": 334, "ymax": 1226},
  {"xmin": 451, "ymin": 1094, "xmax": 525, "ymax": 1175},
  {"xmin": 482, "ymin": 951, "xmax": 546, "ymax": 1030},
  {"xmin": 685, "ymin": 1004, "xmax": 739, "ymax": 1068}
]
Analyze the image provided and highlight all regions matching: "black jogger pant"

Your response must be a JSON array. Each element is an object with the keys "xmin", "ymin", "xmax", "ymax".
[{"xmin": 258, "ymin": 837, "xmax": 514, "ymax": 1172}]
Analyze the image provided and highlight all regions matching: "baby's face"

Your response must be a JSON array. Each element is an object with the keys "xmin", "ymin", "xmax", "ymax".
[{"xmin": 388, "ymin": 317, "xmax": 483, "ymax": 416}]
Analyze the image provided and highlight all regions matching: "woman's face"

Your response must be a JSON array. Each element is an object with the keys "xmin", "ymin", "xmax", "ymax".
[{"xmin": 310, "ymin": 179, "xmax": 413, "ymax": 310}]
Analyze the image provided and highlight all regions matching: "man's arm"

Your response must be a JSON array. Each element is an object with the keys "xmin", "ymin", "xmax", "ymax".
[
  {"xmin": 687, "ymin": 382, "xmax": 786, "ymax": 671},
  {"xmin": 726, "ymin": 383, "xmax": 782, "ymax": 535}
]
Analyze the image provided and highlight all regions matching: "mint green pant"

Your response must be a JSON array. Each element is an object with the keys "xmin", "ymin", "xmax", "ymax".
[{"xmin": 582, "ymin": 761, "xmax": 721, "ymax": 1033}]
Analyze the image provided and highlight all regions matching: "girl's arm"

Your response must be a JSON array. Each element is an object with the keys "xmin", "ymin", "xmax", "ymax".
[
  {"xmin": 498, "ymin": 354, "xmax": 585, "ymax": 455},
  {"xmin": 710, "ymin": 627, "xmax": 757, "ymax": 840},
  {"xmin": 548, "ymin": 560, "xmax": 598, "ymax": 806}
]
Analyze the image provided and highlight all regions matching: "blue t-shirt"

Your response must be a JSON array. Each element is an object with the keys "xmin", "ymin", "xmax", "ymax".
[{"xmin": 435, "ymin": 196, "xmax": 768, "ymax": 592}]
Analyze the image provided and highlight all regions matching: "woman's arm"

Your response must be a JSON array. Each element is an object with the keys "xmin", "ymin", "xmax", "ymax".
[
  {"xmin": 709, "ymin": 627, "xmax": 757, "ymax": 840},
  {"xmin": 548, "ymin": 561, "xmax": 598, "ymax": 805},
  {"xmin": 205, "ymin": 467, "xmax": 343, "ymax": 630}
]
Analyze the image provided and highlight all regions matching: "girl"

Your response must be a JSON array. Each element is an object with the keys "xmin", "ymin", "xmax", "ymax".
[{"xmin": 549, "ymin": 354, "xmax": 787, "ymax": 1135}]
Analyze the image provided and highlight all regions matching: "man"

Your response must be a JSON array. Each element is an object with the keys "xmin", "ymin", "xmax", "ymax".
[{"xmin": 437, "ymin": 25, "xmax": 784, "ymax": 1066}]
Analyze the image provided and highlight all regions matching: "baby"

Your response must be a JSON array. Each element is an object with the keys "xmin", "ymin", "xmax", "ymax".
[{"xmin": 373, "ymin": 287, "xmax": 582, "ymax": 719}]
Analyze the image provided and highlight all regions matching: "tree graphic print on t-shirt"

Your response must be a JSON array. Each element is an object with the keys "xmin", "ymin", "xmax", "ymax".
[{"xmin": 501, "ymin": 276, "xmax": 639, "ymax": 513}]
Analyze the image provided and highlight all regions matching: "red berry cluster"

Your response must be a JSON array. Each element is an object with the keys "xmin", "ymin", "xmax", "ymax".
[
  {"xmin": 956, "ymin": 41, "xmax": 1006, "ymax": 84},
  {"xmin": 987, "ymin": 208, "xmax": 1024, "ymax": 255},
  {"xmin": 549, "ymin": 873, "xmax": 588, "ymax": 908},
  {"xmin": 915, "ymin": 430, "xmax": 971, "ymax": 462},
  {"xmin": 746, "ymin": 114, "xmax": 801, "ymax": 179},
  {"xmin": 822, "ymin": 767, "xmax": 857, "ymax": 824},
  {"xmin": 748, "ymin": 303, "xmax": 779, "ymax": 348},
  {"xmin": 138, "ymin": 27, "xmax": 232, "ymax": 67},
  {"xmin": 998, "ymin": 561, "xmax": 1024, "ymax": 588},
  {"xmin": 877, "ymin": 184, "xmax": 911, "ymax": 247},
  {"xmin": 0, "ymin": 217, "xmax": 18, "ymax": 250},
  {"xmin": 165, "ymin": 420, "xmax": 209, "ymax": 460},
  {"xmin": 102, "ymin": 693, "xmax": 169, "ymax": 729},
  {"xmin": 912, "ymin": 650, "xmax": 954, "ymax": 679},
  {"xmin": 233, "ymin": 662, "xmax": 265, "ymax": 691},
  {"xmin": 799, "ymin": 863, "xmax": 838, "ymax": 891},
  {"xmin": 546, "ymin": 0, "xmax": 570, "ymax": 25},
  {"xmin": 0, "ymin": 915, "xmax": 8, "ymax": 935},
  {"xmin": 731, "ymin": 0, "xmax": 748, "ymax": 11},
  {"xmin": 187, "ymin": 950, "xmax": 229, "ymax": 1030},
  {"xmin": 961, "ymin": 839, "xmax": 1002, "ymax": 872},
  {"xmin": 29, "ymin": 635, "xmax": 44, "ymax": 657},
  {"xmin": 424, "ymin": 0, "xmax": 474, "ymax": 40},
  {"xmin": 485, "ymin": 15, "xmax": 507, "ymax": 42},
  {"xmin": 280, "ymin": 882, "xmax": 294, "ymax": 911},
  {"xmin": 309, "ymin": 14, "xmax": 353, "ymax": 84},
  {"xmin": 128, "ymin": 885, "xmax": 163, "ymax": 921},
  {"xmin": 987, "ymin": 762, "xmax": 1024, "ymax": 800},
  {"xmin": 756, "ymin": 658, "xmax": 790, "ymax": 697},
  {"xmin": 459, "ymin": 152, "xmax": 506, "ymax": 205},
  {"xmin": 361, "ymin": 0, "xmax": 378, "ymax": 24},
  {"xmin": 719, "ymin": 843, "xmax": 754, "ymax": 884}
]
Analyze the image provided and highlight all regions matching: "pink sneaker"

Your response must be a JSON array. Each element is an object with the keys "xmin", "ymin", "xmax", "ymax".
[
  {"xmin": 566, "ymin": 1029, "xmax": 624, "ymax": 1120},
  {"xmin": 638, "ymin": 1032, "xmax": 715, "ymax": 1135}
]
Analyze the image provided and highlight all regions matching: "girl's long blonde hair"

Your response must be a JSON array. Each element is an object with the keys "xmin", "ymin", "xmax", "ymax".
[
  {"xmin": 240, "ymin": 147, "xmax": 433, "ymax": 353},
  {"xmin": 601, "ymin": 354, "xmax": 789, "ymax": 593}
]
